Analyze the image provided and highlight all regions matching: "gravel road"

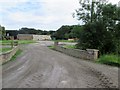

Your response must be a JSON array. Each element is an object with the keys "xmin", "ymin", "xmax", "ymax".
[{"xmin": 2, "ymin": 41, "xmax": 119, "ymax": 88}]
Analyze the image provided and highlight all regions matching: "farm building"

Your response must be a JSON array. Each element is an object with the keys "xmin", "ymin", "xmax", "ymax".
[
  {"xmin": 17, "ymin": 34, "xmax": 33, "ymax": 40},
  {"xmin": 33, "ymin": 35, "xmax": 51, "ymax": 41},
  {"xmin": 17, "ymin": 34, "xmax": 51, "ymax": 40}
]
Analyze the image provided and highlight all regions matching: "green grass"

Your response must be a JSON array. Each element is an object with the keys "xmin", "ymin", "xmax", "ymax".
[
  {"xmin": 0, "ymin": 40, "xmax": 13, "ymax": 43},
  {"xmin": 0, "ymin": 40, "xmax": 13, "ymax": 45},
  {"xmin": 10, "ymin": 49, "xmax": 22, "ymax": 61},
  {"xmin": 0, "ymin": 48, "xmax": 12, "ymax": 53},
  {"xmin": 63, "ymin": 45, "xmax": 76, "ymax": 49},
  {"xmin": 2, "ymin": 49, "xmax": 23, "ymax": 65},
  {"xmin": 0, "ymin": 40, "xmax": 35, "ymax": 54},
  {"xmin": 48, "ymin": 46, "xmax": 55, "ymax": 49},
  {"xmin": 53, "ymin": 40, "xmax": 76, "ymax": 43},
  {"xmin": 0, "ymin": 40, "xmax": 36, "ymax": 45},
  {"xmin": 97, "ymin": 54, "xmax": 120, "ymax": 67}
]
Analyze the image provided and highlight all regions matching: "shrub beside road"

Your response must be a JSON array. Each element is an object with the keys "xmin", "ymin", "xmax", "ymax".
[{"xmin": 97, "ymin": 54, "xmax": 120, "ymax": 67}]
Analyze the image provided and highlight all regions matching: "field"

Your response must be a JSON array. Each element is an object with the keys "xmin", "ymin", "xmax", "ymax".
[
  {"xmin": 0, "ymin": 40, "xmax": 36, "ymax": 53},
  {"xmin": 0, "ymin": 40, "xmax": 36, "ymax": 45},
  {"xmin": 0, "ymin": 47, "xmax": 12, "ymax": 53}
]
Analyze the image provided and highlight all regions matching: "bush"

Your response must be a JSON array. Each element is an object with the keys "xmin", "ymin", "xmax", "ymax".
[
  {"xmin": 77, "ymin": 21, "xmax": 119, "ymax": 55},
  {"xmin": 97, "ymin": 54, "xmax": 120, "ymax": 67}
]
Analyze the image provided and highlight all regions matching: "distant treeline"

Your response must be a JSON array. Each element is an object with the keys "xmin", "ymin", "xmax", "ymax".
[
  {"xmin": 6, "ymin": 25, "xmax": 82, "ymax": 40},
  {"xmin": 6, "ymin": 27, "xmax": 55, "ymax": 39},
  {"xmin": 52, "ymin": 25, "xmax": 82, "ymax": 40}
]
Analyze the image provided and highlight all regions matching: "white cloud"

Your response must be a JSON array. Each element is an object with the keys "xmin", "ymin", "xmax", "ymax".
[
  {"xmin": 38, "ymin": 0, "xmax": 80, "ymax": 28},
  {"xmin": 0, "ymin": 0, "xmax": 28, "ymax": 4},
  {"xmin": 1, "ymin": 0, "xmax": 119, "ymax": 30},
  {"xmin": 109, "ymin": 0, "xmax": 119, "ymax": 4},
  {"xmin": 0, "ymin": 0, "xmax": 29, "ymax": 14},
  {"xmin": 8, "ymin": 11, "xmax": 58, "ymax": 24},
  {"xmin": 0, "ymin": 0, "xmax": 80, "ymax": 30}
]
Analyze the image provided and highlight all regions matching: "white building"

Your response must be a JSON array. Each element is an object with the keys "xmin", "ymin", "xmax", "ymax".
[
  {"xmin": 33, "ymin": 35, "xmax": 51, "ymax": 41},
  {"xmin": 17, "ymin": 34, "xmax": 51, "ymax": 41}
]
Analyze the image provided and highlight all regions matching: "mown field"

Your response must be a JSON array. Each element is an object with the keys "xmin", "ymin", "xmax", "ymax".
[
  {"xmin": 0, "ymin": 40, "xmax": 36, "ymax": 53},
  {"xmin": 0, "ymin": 40, "xmax": 36, "ymax": 45}
]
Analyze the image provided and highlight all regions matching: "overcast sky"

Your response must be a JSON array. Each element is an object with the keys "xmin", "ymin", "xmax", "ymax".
[{"xmin": 0, "ymin": 0, "xmax": 119, "ymax": 31}]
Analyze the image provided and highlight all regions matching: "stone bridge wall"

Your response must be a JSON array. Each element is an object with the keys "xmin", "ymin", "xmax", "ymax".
[
  {"xmin": 0, "ymin": 46, "xmax": 19, "ymax": 64},
  {"xmin": 54, "ymin": 42, "xmax": 99, "ymax": 60}
]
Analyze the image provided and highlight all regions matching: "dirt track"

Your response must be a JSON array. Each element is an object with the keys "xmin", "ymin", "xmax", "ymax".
[{"xmin": 2, "ymin": 41, "xmax": 119, "ymax": 88}]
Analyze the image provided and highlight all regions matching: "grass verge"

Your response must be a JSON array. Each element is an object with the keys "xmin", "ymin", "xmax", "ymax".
[
  {"xmin": 2, "ymin": 49, "xmax": 22, "ymax": 65},
  {"xmin": 11, "ymin": 49, "xmax": 22, "ymax": 61},
  {"xmin": 0, "ymin": 40, "xmax": 36, "ymax": 45},
  {"xmin": 0, "ymin": 48, "xmax": 12, "ymax": 53},
  {"xmin": 97, "ymin": 54, "xmax": 120, "ymax": 67},
  {"xmin": 48, "ymin": 46, "xmax": 55, "ymax": 49}
]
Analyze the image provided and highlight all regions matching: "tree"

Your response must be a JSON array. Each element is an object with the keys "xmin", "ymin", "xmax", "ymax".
[
  {"xmin": 74, "ymin": 0, "xmax": 108, "ymax": 23},
  {"xmin": 19, "ymin": 27, "xmax": 54, "ymax": 35},
  {"xmin": 53, "ymin": 25, "xmax": 83, "ymax": 40},
  {"xmin": 70, "ymin": 25, "xmax": 83, "ymax": 39},
  {"xmin": 6, "ymin": 30, "xmax": 19, "ymax": 39},
  {"xmin": 53, "ymin": 25, "xmax": 73, "ymax": 40},
  {"xmin": 75, "ymin": 0, "xmax": 120, "ymax": 54},
  {"xmin": 19, "ymin": 28, "xmax": 38, "ymax": 34},
  {"xmin": 114, "ymin": 22, "xmax": 120, "ymax": 54},
  {"xmin": 0, "ymin": 25, "xmax": 6, "ymax": 40}
]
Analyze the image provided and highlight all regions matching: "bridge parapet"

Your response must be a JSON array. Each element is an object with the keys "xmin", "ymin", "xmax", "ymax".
[{"xmin": 54, "ymin": 42, "xmax": 99, "ymax": 61}]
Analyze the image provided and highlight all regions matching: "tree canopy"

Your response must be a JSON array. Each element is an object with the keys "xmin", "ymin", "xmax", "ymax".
[
  {"xmin": 52, "ymin": 25, "xmax": 83, "ymax": 40},
  {"xmin": 75, "ymin": 0, "xmax": 120, "ymax": 54},
  {"xmin": 0, "ymin": 25, "xmax": 6, "ymax": 40}
]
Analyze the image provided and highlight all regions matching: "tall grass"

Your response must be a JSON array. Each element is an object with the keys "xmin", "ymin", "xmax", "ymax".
[{"xmin": 97, "ymin": 54, "xmax": 120, "ymax": 67}]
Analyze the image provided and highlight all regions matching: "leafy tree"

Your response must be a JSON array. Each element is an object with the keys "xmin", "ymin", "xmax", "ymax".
[
  {"xmin": 53, "ymin": 25, "xmax": 72, "ymax": 40},
  {"xmin": 19, "ymin": 28, "xmax": 38, "ymax": 34},
  {"xmin": 75, "ymin": 0, "xmax": 120, "ymax": 54},
  {"xmin": 114, "ymin": 22, "xmax": 120, "ymax": 54},
  {"xmin": 6, "ymin": 30, "xmax": 19, "ymax": 39},
  {"xmin": 70, "ymin": 25, "xmax": 83, "ymax": 39},
  {"xmin": 19, "ymin": 28, "xmax": 54, "ymax": 35},
  {"xmin": 74, "ymin": 0, "xmax": 108, "ymax": 23},
  {"xmin": 0, "ymin": 25, "xmax": 6, "ymax": 40},
  {"xmin": 53, "ymin": 25, "xmax": 83, "ymax": 40}
]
